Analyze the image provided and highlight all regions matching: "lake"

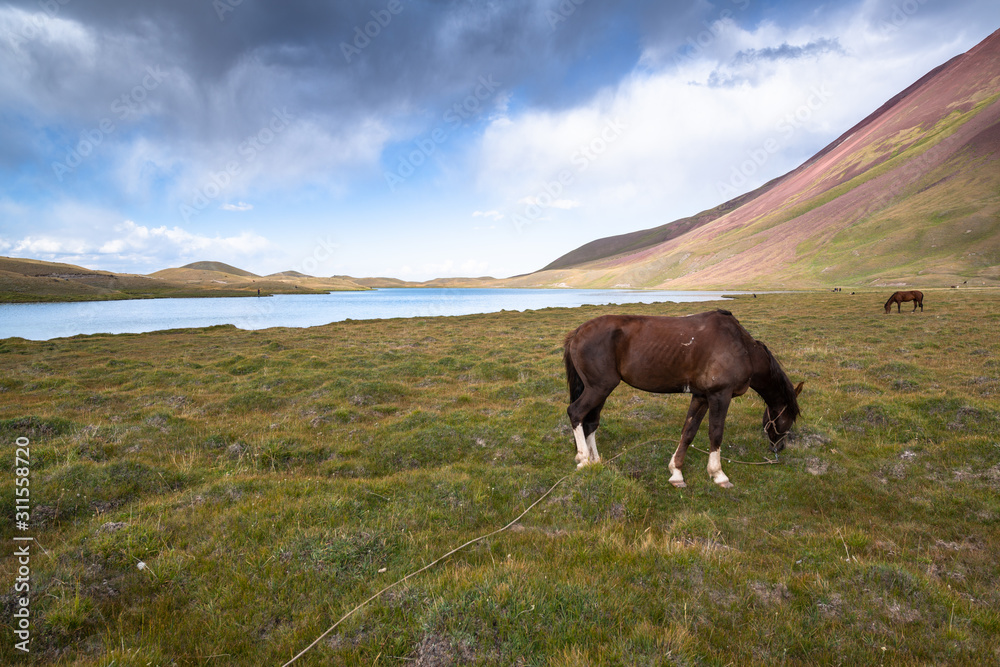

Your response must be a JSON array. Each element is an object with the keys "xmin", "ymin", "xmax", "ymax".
[{"xmin": 0, "ymin": 288, "xmax": 741, "ymax": 341}]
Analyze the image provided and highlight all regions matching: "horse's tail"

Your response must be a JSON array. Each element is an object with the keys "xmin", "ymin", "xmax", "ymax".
[{"xmin": 563, "ymin": 330, "xmax": 585, "ymax": 404}]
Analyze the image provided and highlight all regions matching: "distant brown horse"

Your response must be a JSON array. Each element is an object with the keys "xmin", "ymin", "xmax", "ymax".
[
  {"xmin": 884, "ymin": 290, "xmax": 924, "ymax": 313},
  {"xmin": 563, "ymin": 310, "xmax": 803, "ymax": 488}
]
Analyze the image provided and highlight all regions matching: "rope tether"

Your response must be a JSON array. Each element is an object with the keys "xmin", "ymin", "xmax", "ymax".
[
  {"xmin": 283, "ymin": 435, "xmax": 777, "ymax": 664},
  {"xmin": 281, "ymin": 473, "xmax": 570, "ymax": 666}
]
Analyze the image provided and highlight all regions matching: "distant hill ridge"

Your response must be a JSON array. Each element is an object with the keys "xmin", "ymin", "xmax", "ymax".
[
  {"xmin": 180, "ymin": 261, "xmax": 259, "ymax": 277},
  {"xmin": 268, "ymin": 270, "xmax": 312, "ymax": 278},
  {"xmin": 0, "ymin": 256, "xmax": 370, "ymax": 302}
]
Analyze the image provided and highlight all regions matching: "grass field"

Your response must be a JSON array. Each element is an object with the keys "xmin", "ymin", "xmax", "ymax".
[{"xmin": 2, "ymin": 289, "xmax": 999, "ymax": 665}]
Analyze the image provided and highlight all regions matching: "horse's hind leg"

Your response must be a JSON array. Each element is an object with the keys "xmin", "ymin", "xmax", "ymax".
[
  {"xmin": 569, "ymin": 387, "xmax": 616, "ymax": 468},
  {"xmin": 583, "ymin": 404, "xmax": 605, "ymax": 464},
  {"xmin": 571, "ymin": 425, "xmax": 589, "ymax": 466},
  {"xmin": 669, "ymin": 395, "xmax": 708, "ymax": 488}
]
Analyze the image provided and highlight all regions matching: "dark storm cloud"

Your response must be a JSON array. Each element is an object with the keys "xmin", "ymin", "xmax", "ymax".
[
  {"xmin": 704, "ymin": 38, "xmax": 846, "ymax": 88},
  {"xmin": 0, "ymin": 0, "xmax": 709, "ymax": 132},
  {"xmin": 732, "ymin": 38, "xmax": 845, "ymax": 65},
  {"xmin": 0, "ymin": 0, "xmax": 721, "ymax": 199}
]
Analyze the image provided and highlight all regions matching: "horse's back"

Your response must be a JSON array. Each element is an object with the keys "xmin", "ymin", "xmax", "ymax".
[
  {"xmin": 566, "ymin": 310, "xmax": 752, "ymax": 394},
  {"xmin": 567, "ymin": 310, "xmax": 741, "ymax": 347}
]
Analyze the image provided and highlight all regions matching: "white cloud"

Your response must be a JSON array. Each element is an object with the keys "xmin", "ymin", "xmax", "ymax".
[
  {"xmin": 0, "ymin": 12, "xmax": 399, "ymax": 211},
  {"xmin": 472, "ymin": 210, "xmax": 504, "ymax": 220},
  {"xmin": 221, "ymin": 202, "xmax": 253, "ymax": 212},
  {"xmin": 104, "ymin": 220, "xmax": 271, "ymax": 254},
  {"xmin": 468, "ymin": 14, "xmax": 974, "ymax": 246},
  {"xmin": 0, "ymin": 218, "xmax": 273, "ymax": 271},
  {"xmin": 164, "ymin": 112, "xmax": 394, "ymax": 212},
  {"xmin": 9, "ymin": 236, "xmax": 88, "ymax": 255},
  {"xmin": 460, "ymin": 259, "xmax": 489, "ymax": 275}
]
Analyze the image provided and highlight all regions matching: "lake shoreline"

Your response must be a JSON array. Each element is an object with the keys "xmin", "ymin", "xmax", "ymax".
[
  {"xmin": 0, "ymin": 283, "xmax": 753, "ymax": 306},
  {"xmin": 1, "ymin": 287, "xmax": 750, "ymax": 341}
]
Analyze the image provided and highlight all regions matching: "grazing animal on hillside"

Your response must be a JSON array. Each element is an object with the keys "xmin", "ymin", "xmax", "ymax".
[
  {"xmin": 884, "ymin": 290, "xmax": 924, "ymax": 313},
  {"xmin": 563, "ymin": 310, "xmax": 803, "ymax": 488}
]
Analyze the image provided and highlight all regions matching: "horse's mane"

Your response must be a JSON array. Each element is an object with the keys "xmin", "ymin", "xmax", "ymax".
[
  {"xmin": 723, "ymin": 313, "xmax": 799, "ymax": 418},
  {"xmin": 757, "ymin": 341, "xmax": 800, "ymax": 420}
]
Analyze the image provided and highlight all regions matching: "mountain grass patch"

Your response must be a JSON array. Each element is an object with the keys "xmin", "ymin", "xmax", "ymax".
[{"xmin": 2, "ymin": 290, "xmax": 1000, "ymax": 663}]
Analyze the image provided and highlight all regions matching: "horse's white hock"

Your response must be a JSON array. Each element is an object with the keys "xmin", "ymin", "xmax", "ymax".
[
  {"xmin": 668, "ymin": 449, "xmax": 686, "ymax": 487},
  {"xmin": 707, "ymin": 450, "xmax": 732, "ymax": 487},
  {"xmin": 573, "ymin": 424, "xmax": 591, "ymax": 467},
  {"xmin": 586, "ymin": 431, "xmax": 601, "ymax": 463}
]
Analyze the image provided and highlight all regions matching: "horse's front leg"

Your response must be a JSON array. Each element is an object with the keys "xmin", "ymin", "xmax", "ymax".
[
  {"xmin": 706, "ymin": 392, "xmax": 734, "ymax": 488},
  {"xmin": 669, "ymin": 395, "xmax": 708, "ymax": 488}
]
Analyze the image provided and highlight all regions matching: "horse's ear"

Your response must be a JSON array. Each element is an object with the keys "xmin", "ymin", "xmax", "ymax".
[{"xmin": 794, "ymin": 381, "xmax": 805, "ymax": 396}]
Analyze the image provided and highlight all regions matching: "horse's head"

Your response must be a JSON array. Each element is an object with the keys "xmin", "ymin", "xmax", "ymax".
[{"xmin": 762, "ymin": 381, "xmax": 804, "ymax": 453}]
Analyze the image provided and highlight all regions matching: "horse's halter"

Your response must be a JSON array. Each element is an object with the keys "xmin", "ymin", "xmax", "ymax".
[{"xmin": 763, "ymin": 405, "xmax": 790, "ymax": 453}]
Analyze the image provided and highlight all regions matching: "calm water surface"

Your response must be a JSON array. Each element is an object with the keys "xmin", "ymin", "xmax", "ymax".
[{"xmin": 0, "ymin": 288, "xmax": 741, "ymax": 341}]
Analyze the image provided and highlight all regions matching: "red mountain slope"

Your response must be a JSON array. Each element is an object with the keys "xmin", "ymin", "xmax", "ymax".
[{"xmin": 528, "ymin": 29, "xmax": 1000, "ymax": 289}]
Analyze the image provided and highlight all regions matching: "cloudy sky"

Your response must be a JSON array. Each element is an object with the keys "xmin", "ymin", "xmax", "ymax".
[{"xmin": 0, "ymin": 1, "xmax": 995, "ymax": 279}]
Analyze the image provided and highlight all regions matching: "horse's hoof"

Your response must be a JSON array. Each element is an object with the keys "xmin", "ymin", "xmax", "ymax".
[
  {"xmin": 717, "ymin": 481, "xmax": 734, "ymax": 489},
  {"xmin": 670, "ymin": 480, "xmax": 687, "ymax": 488}
]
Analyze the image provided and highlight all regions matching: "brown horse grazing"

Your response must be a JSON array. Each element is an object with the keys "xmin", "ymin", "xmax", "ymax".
[
  {"xmin": 884, "ymin": 290, "xmax": 924, "ymax": 313},
  {"xmin": 563, "ymin": 310, "xmax": 803, "ymax": 488}
]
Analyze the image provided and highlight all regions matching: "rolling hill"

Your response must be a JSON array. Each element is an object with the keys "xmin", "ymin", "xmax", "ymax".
[
  {"xmin": 177, "ymin": 261, "xmax": 259, "ymax": 277},
  {"xmin": 0, "ymin": 257, "xmax": 368, "ymax": 302},
  {"xmin": 520, "ymin": 28, "xmax": 1000, "ymax": 290},
  {"xmin": 0, "ymin": 257, "xmax": 173, "ymax": 302}
]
